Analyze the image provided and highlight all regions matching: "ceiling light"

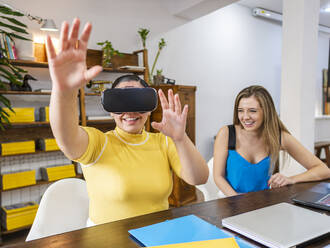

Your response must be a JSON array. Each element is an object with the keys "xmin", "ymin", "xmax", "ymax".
[
  {"xmin": 40, "ymin": 19, "xmax": 58, "ymax": 31},
  {"xmin": 252, "ymin": 7, "xmax": 330, "ymax": 34},
  {"xmin": 1, "ymin": 3, "xmax": 58, "ymax": 32}
]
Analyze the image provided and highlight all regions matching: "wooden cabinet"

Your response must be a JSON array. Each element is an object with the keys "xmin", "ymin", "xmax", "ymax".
[{"xmin": 150, "ymin": 85, "xmax": 197, "ymax": 207}]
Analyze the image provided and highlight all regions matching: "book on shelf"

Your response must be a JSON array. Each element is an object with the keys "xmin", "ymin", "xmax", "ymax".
[
  {"xmin": 11, "ymin": 40, "xmax": 18, "ymax": 59},
  {"xmin": 87, "ymin": 115, "xmax": 114, "ymax": 120},
  {"xmin": 40, "ymin": 164, "xmax": 76, "ymax": 182},
  {"xmin": 0, "ymin": 140, "xmax": 36, "ymax": 156},
  {"xmin": 1, "ymin": 170, "xmax": 36, "ymax": 190},
  {"xmin": 5, "ymin": 34, "xmax": 14, "ymax": 59},
  {"xmin": 1, "ymin": 202, "xmax": 39, "ymax": 231},
  {"xmin": 0, "ymin": 33, "xmax": 9, "ymax": 58},
  {"xmin": 34, "ymin": 89, "xmax": 52, "ymax": 93},
  {"xmin": 37, "ymin": 138, "xmax": 60, "ymax": 151},
  {"xmin": 119, "ymin": 65, "xmax": 145, "ymax": 71},
  {"xmin": 2, "ymin": 107, "xmax": 36, "ymax": 123}
]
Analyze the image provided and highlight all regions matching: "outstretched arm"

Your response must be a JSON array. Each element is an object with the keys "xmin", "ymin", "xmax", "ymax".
[
  {"xmin": 151, "ymin": 89, "xmax": 208, "ymax": 185},
  {"xmin": 47, "ymin": 19, "xmax": 102, "ymax": 160},
  {"xmin": 213, "ymin": 126, "xmax": 239, "ymax": 196},
  {"xmin": 268, "ymin": 132, "xmax": 330, "ymax": 188}
]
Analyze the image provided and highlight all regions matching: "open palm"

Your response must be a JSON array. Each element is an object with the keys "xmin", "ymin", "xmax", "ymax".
[
  {"xmin": 151, "ymin": 89, "xmax": 188, "ymax": 142},
  {"xmin": 46, "ymin": 19, "xmax": 102, "ymax": 91}
]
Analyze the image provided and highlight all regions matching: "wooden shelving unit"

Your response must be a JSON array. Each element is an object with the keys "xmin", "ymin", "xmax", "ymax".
[
  {"xmin": 10, "ymin": 59, "xmax": 145, "ymax": 75},
  {"xmin": 10, "ymin": 59, "xmax": 48, "ymax": 68},
  {"xmin": 1, "ymin": 225, "xmax": 32, "ymax": 235},
  {"xmin": 0, "ymin": 149, "xmax": 62, "ymax": 158},
  {"xmin": 0, "ymin": 174, "xmax": 84, "ymax": 193},
  {"xmin": 0, "ymin": 90, "xmax": 50, "ymax": 95},
  {"xmin": 0, "ymin": 49, "xmax": 150, "ymax": 238}
]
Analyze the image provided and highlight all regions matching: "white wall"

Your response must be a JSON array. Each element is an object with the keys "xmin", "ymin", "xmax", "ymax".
[
  {"xmin": 151, "ymin": 3, "xmax": 330, "ymax": 160},
  {"xmin": 4, "ymin": 0, "xmax": 187, "ymax": 58}
]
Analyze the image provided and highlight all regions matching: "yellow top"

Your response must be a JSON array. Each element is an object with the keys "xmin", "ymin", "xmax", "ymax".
[{"xmin": 75, "ymin": 126, "xmax": 182, "ymax": 224}]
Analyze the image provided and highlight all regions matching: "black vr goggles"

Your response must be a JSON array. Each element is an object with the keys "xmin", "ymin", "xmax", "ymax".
[{"xmin": 101, "ymin": 88, "xmax": 158, "ymax": 114}]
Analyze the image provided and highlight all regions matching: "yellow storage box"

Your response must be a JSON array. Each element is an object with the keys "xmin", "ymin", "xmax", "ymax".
[
  {"xmin": 0, "ymin": 140, "xmax": 35, "ymax": 156},
  {"xmin": 41, "ymin": 164, "xmax": 76, "ymax": 181},
  {"xmin": 1, "ymin": 170, "xmax": 36, "ymax": 190}
]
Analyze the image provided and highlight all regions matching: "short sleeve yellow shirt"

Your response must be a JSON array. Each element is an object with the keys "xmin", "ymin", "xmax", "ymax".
[{"xmin": 75, "ymin": 126, "xmax": 182, "ymax": 225}]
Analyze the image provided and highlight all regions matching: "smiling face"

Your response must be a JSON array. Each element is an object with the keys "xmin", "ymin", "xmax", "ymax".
[
  {"xmin": 237, "ymin": 96, "xmax": 264, "ymax": 132},
  {"xmin": 110, "ymin": 81, "xmax": 150, "ymax": 134}
]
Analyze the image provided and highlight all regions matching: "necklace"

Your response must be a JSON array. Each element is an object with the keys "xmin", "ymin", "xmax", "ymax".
[{"xmin": 113, "ymin": 129, "xmax": 149, "ymax": 146}]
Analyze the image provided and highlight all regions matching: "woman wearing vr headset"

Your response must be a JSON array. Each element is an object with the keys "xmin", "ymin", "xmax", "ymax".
[
  {"xmin": 213, "ymin": 85, "xmax": 330, "ymax": 197},
  {"xmin": 46, "ymin": 19, "xmax": 208, "ymax": 226}
]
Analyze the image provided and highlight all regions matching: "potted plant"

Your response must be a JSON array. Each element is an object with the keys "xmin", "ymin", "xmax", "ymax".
[
  {"xmin": 153, "ymin": 69, "xmax": 164, "ymax": 86},
  {"xmin": 97, "ymin": 40, "xmax": 121, "ymax": 68},
  {"xmin": 0, "ymin": 5, "xmax": 30, "ymax": 130},
  {"xmin": 150, "ymin": 38, "xmax": 166, "ymax": 84}
]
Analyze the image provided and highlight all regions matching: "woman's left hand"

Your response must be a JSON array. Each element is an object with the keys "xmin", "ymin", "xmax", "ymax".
[
  {"xmin": 268, "ymin": 173, "xmax": 295, "ymax": 188},
  {"xmin": 151, "ymin": 89, "xmax": 188, "ymax": 142}
]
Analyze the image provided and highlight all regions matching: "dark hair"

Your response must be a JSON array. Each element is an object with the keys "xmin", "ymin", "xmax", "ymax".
[{"xmin": 112, "ymin": 74, "xmax": 149, "ymax": 88}]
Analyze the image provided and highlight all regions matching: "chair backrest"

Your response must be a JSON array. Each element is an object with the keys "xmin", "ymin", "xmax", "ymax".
[
  {"xmin": 196, "ymin": 157, "xmax": 225, "ymax": 201},
  {"xmin": 26, "ymin": 178, "xmax": 89, "ymax": 241}
]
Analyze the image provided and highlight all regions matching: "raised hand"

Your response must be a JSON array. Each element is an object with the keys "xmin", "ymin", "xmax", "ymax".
[
  {"xmin": 46, "ymin": 18, "xmax": 102, "ymax": 92},
  {"xmin": 151, "ymin": 89, "xmax": 188, "ymax": 142}
]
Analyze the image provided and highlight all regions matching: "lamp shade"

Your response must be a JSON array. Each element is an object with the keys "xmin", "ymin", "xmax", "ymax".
[{"xmin": 40, "ymin": 19, "xmax": 58, "ymax": 31}]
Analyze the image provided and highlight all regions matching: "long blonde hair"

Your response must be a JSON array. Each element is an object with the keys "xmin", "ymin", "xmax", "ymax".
[{"xmin": 233, "ymin": 85, "xmax": 289, "ymax": 173}]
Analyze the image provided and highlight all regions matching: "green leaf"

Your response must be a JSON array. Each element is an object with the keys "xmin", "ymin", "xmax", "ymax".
[
  {"xmin": 0, "ymin": 16, "xmax": 27, "ymax": 27},
  {"xmin": 6, "ymin": 32, "xmax": 30, "ymax": 41},
  {"xmin": 0, "ymin": 6, "xmax": 24, "ymax": 16},
  {"xmin": 0, "ymin": 111, "xmax": 10, "ymax": 124},
  {"xmin": 0, "ymin": 104, "xmax": 13, "ymax": 115},
  {"xmin": 0, "ymin": 66, "xmax": 17, "ymax": 79},
  {"xmin": 0, "ymin": 94, "xmax": 11, "ymax": 108},
  {"xmin": 0, "ymin": 21, "xmax": 28, "ymax": 34}
]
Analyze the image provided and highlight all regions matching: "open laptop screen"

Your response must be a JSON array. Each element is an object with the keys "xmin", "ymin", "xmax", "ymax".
[{"xmin": 291, "ymin": 182, "xmax": 330, "ymax": 211}]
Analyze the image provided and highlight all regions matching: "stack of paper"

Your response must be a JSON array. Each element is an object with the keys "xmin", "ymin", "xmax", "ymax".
[
  {"xmin": 1, "ymin": 202, "xmax": 38, "ymax": 231},
  {"xmin": 1, "ymin": 170, "xmax": 36, "ymax": 190},
  {"xmin": 2, "ymin": 107, "xmax": 36, "ymax": 123},
  {"xmin": 129, "ymin": 215, "xmax": 256, "ymax": 248},
  {"xmin": 0, "ymin": 140, "xmax": 35, "ymax": 156},
  {"xmin": 41, "ymin": 164, "xmax": 76, "ymax": 181},
  {"xmin": 147, "ymin": 238, "xmax": 239, "ymax": 248},
  {"xmin": 37, "ymin": 138, "xmax": 60, "ymax": 151}
]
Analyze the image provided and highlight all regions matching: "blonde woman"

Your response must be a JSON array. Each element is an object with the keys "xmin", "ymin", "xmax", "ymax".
[{"xmin": 214, "ymin": 85, "xmax": 330, "ymax": 197}]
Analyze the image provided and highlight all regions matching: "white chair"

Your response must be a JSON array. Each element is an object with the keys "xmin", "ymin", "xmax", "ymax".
[
  {"xmin": 26, "ymin": 178, "xmax": 89, "ymax": 241},
  {"xmin": 196, "ymin": 157, "xmax": 226, "ymax": 201}
]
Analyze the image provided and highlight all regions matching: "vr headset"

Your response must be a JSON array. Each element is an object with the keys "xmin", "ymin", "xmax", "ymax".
[{"xmin": 101, "ymin": 88, "xmax": 158, "ymax": 114}]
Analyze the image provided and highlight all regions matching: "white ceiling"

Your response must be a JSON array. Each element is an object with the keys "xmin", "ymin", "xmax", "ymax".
[{"xmin": 238, "ymin": 0, "xmax": 330, "ymax": 27}]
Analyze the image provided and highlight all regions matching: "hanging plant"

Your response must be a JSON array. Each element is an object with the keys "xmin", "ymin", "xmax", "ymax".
[{"xmin": 0, "ymin": 5, "xmax": 30, "ymax": 130}]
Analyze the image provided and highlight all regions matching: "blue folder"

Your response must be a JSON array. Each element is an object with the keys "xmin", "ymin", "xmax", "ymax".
[{"xmin": 128, "ymin": 215, "xmax": 256, "ymax": 248}]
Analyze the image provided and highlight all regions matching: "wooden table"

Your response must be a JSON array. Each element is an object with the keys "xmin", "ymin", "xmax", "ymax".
[{"xmin": 8, "ymin": 181, "xmax": 330, "ymax": 248}]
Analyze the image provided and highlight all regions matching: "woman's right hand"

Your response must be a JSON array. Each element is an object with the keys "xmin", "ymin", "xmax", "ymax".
[{"xmin": 46, "ymin": 18, "xmax": 102, "ymax": 92}]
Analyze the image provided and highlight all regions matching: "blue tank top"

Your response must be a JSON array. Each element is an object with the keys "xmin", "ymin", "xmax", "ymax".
[{"xmin": 225, "ymin": 125, "xmax": 271, "ymax": 193}]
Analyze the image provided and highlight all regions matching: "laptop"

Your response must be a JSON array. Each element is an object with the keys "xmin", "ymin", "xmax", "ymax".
[
  {"xmin": 291, "ymin": 182, "xmax": 330, "ymax": 211},
  {"xmin": 222, "ymin": 202, "xmax": 330, "ymax": 248}
]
